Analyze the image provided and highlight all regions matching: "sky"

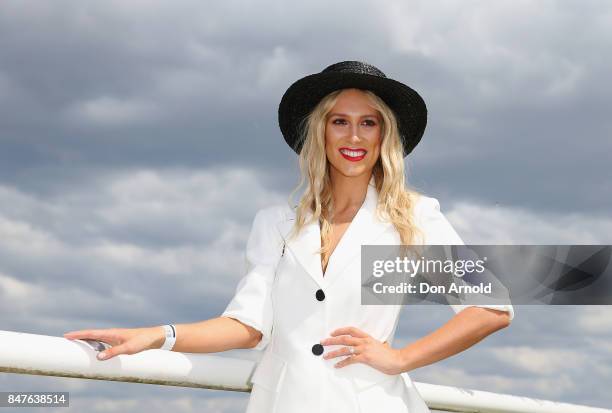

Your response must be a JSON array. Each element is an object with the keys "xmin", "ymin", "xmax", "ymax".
[{"xmin": 1, "ymin": 0, "xmax": 611, "ymax": 412}]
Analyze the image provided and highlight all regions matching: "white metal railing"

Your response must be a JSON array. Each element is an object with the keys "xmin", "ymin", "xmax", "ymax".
[{"xmin": 1, "ymin": 329, "xmax": 610, "ymax": 413}]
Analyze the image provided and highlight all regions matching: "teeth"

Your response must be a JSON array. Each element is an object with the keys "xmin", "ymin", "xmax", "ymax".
[{"xmin": 340, "ymin": 149, "xmax": 366, "ymax": 157}]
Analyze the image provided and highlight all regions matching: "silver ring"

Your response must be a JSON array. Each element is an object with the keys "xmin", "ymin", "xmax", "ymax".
[{"xmin": 349, "ymin": 346, "xmax": 355, "ymax": 355}]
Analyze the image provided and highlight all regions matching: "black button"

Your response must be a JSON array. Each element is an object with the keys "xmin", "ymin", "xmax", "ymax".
[
  {"xmin": 315, "ymin": 289, "xmax": 325, "ymax": 301},
  {"xmin": 311, "ymin": 343, "xmax": 324, "ymax": 356}
]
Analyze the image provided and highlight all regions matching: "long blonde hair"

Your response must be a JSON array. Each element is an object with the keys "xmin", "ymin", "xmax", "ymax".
[{"xmin": 286, "ymin": 88, "xmax": 425, "ymax": 258}]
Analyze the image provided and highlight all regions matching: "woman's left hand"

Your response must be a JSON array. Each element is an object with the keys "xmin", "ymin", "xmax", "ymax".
[{"xmin": 320, "ymin": 326, "xmax": 405, "ymax": 375}]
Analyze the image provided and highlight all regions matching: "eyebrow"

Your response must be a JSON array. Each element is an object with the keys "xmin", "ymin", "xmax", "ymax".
[{"xmin": 328, "ymin": 112, "xmax": 380, "ymax": 119}]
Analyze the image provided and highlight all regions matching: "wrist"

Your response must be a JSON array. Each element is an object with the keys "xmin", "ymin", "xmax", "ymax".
[
  {"xmin": 152, "ymin": 326, "xmax": 166, "ymax": 350},
  {"xmin": 398, "ymin": 347, "xmax": 415, "ymax": 373}
]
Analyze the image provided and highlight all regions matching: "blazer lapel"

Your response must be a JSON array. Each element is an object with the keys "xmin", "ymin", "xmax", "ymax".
[
  {"xmin": 276, "ymin": 213, "xmax": 325, "ymax": 289},
  {"xmin": 322, "ymin": 181, "xmax": 394, "ymax": 290},
  {"xmin": 275, "ymin": 178, "xmax": 394, "ymax": 290}
]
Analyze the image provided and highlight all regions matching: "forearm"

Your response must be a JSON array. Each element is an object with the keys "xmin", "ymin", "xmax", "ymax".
[
  {"xmin": 153, "ymin": 316, "xmax": 262, "ymax": 353},
  {"xmin": 399, "ymin": 306, "xmax": 511, "ymax": 372}
]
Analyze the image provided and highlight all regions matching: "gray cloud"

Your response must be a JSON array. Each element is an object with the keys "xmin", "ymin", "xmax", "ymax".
[{"xmin": 2, "ymin": 0, "xmax": 610, "ymax": 213}]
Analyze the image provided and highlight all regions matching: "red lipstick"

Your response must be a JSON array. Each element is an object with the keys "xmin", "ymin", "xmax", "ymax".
[{"xmin": 338, "ymin": 147, "xmax": 367, "ymax": 162}]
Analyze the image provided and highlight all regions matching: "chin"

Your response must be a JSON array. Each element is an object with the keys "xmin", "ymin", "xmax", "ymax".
[
  {"xmin": 334, "ymin": 166, "xmax": 372, "ymax": 178},
  {"xmin": 328, "ymin": 156, "xmax": 375, "ymax": 178}
]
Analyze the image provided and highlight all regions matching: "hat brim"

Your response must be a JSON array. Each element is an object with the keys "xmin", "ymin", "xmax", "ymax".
[{"xmin": 278, "ymin": 71, "xmax": 427, "ymax": 157}]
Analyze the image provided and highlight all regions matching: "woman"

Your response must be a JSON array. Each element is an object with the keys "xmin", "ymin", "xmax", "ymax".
[{"xmin": 64, "ymin": 61, "xmax": 514, "ymax": 413}]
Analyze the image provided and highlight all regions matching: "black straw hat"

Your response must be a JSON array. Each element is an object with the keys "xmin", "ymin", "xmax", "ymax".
[{"xmin": 278, "ymin": 60, "xmax": 428, "ymax": 157}]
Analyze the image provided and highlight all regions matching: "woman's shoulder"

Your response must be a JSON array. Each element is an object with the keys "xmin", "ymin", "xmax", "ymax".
[
  {"xmin": 253, "ymin": 203, "xmax": 296, "ymax": 224},
  {"xmin": 412, "ymin": 193, "xmax": 442, "ymax": 216},
  {"xmin": 410, "ymin": 192, "xmax": 464, "ymax": 244}
]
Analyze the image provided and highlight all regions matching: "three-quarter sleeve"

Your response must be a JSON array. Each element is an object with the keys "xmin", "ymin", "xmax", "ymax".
[
  {"xmin": 414, "ymin": 195, "xmax": 515, "ymax": 321},
  {"xmin": 221, "ymin": 207, "xmax": 284, "ymax": 350}
]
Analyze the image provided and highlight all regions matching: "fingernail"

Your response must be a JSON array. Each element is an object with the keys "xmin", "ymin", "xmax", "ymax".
[{"xmin": 97, "ymin": 352, "xmax": 106, "ymax": 360}]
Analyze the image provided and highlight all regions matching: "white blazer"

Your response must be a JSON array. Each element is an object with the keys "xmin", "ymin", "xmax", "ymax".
[{"xmin": 222, "ymin": 178, "xmax": 514, "ymax": 413}]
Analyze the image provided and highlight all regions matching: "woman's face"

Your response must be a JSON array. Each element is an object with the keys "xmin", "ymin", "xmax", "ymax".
[{"xmin": 325, "ymin": 88, "xmax": 382, "ymax": 179}]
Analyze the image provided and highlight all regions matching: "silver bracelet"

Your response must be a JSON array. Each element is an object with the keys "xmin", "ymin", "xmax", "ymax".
[{"xmin": 160, "ymin": 324, "xmax": 176, "ymax": 351}]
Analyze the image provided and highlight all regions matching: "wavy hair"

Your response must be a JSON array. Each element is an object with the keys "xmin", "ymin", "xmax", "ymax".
[{"xmin": 286, "ymin": 88, "xmax": 425, "ymax": 263}]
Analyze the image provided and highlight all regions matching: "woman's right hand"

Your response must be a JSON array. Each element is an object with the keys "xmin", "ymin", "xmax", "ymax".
[{"xmin": 63, "ymin": 326, "xmax": 164, "ymax": 361}]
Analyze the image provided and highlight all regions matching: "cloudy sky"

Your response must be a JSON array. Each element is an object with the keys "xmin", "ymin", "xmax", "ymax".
[{"xmin": 1, "ymin": 0, "xmax": 611, "ymax": 411}]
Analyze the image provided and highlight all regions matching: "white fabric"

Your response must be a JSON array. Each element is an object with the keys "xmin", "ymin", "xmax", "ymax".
[
  {"xmin": 222, "ymin": 181, "xmax": 514, "ymax": 413},
  {"xmin": 413, "ymin": 196, "xmax": 515, "ymax": 321}
]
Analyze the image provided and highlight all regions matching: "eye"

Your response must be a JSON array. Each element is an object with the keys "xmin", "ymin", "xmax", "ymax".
[{"xmin": 331, "ymin": 118, "xmax": 378, "ymax": 126}]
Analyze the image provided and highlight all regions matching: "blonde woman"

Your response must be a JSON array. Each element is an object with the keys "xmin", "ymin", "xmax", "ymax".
[{"xmin": 65, "ymin": 61, "xmax": 514, "ymax": 413}]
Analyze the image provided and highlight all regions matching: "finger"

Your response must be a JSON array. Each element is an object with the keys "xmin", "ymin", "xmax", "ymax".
[
  {"xmin": 321, "ymin": 335, "xmax": 361, "ymax": 347},
  {"xmin": 97, "ymin": 343, "xmax": 131, "ymax": 361},
  {"xmin": 63, "ymin": 329, "xmax": 88, "ymax": 337},
  {"xmin": 64, "ymin": 329, "xmax": 122, "ymax": 346},
  {"xmin": 63, "ymin": 330, "xmax": 106, "ymax": 340},
  {"xmin": 330, "ymin": 326, "xmax": 369, "ymax": 339},
  {"xmin": 323, "ymin": 346, "xmax": 360, "ymax": 360},
  {"xmin": 334, "ymin": 354, "xmax": 361, "ymax": 368}
]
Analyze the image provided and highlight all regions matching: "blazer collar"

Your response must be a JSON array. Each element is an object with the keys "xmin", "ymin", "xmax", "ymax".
[{"xmin": 275, "ymin": 177, "xmax": 394, "ymax": 290}]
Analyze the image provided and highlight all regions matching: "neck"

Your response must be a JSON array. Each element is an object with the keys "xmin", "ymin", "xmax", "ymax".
[{"xmin": 328, "ymin": 171, "xmax": 371, "ymax": 213}]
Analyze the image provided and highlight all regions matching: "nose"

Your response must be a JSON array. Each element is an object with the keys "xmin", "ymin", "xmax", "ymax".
[
  {"xmin": 349, "ymin": 124, "xmax": 362, "ymax": 142},
  {"xmin": 348, "ymin": 135, "xmax": 364, "ymax": 148},
  {"xmin": 350, "ymin": 123, "xmax": 358, "ymax": 138}
]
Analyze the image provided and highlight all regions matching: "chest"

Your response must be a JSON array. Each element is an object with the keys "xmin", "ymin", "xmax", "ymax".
[
  {"xmin": 320, "ymin": 210, "xmax": 359, "ymax": 275},
  {"xmin": 270, "ymin": 225, "xmax": 403, "ymax": 348}
]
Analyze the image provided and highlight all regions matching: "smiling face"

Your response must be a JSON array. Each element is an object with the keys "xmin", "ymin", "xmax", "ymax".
[{"xmin": 325, "ymin": 88, "xmax": 382, "ymax": 180}]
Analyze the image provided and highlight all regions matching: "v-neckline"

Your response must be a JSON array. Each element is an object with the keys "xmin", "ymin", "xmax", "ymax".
[
  {"xmin": 276, "ymin": 176, "xmax": 386, "ymax": 290},
  {"xmin": 319, "ymin": 209, "xmax": 361, "ymax": 278}
]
